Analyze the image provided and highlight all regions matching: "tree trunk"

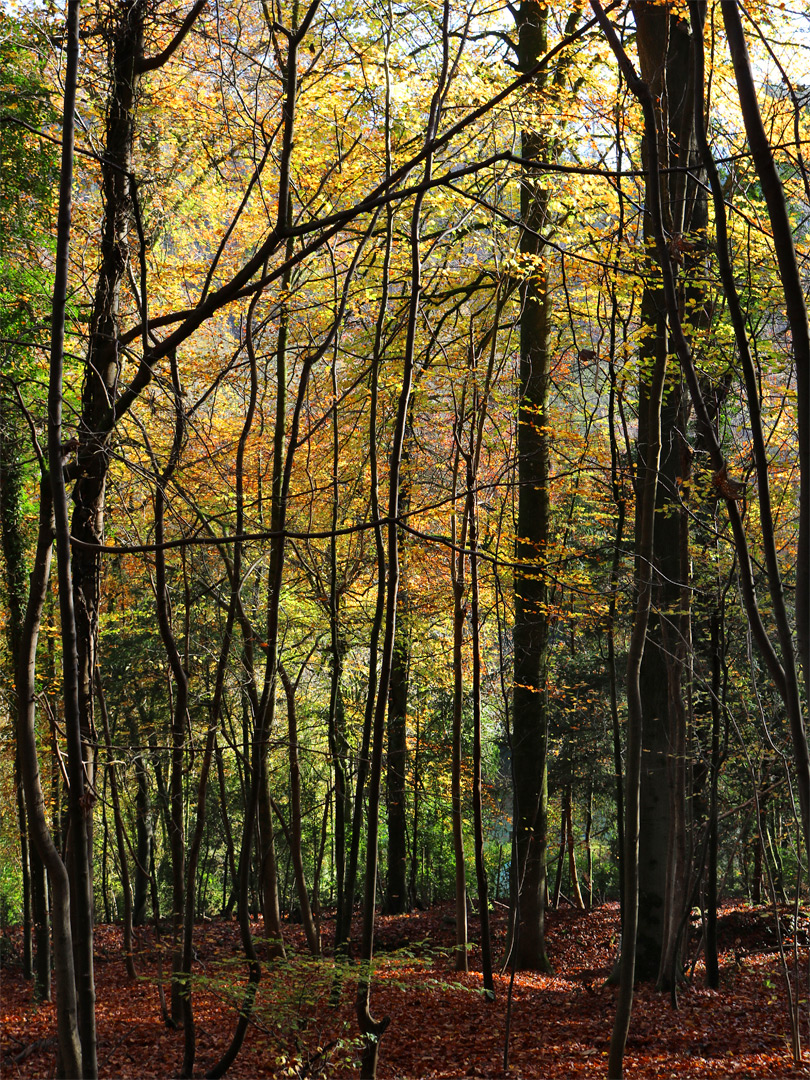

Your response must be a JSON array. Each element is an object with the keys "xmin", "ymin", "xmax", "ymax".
[
  {"xmin": 511, "ymin": 0, "xmax": 555, "ymax": 972},
  {"xmin": 257, "ymin": 763, "xmax": 285, "ymax": 950},
  {"xmin": 632, "ymin": 1, "xmax": 701, "ymax": 988},
  {"xmin": 96, "ymin": 672, "xmax": 136, "ymax": 979},
  {"xmin": 584, "ymin": 785, "xmax": 593, "ymax": 910},
  {"xmin": 153, "ymin": 473, "xmax": 188, "ymax": 1028},
  {"xmin": 564, "ymin": 786, "xmax": 584, "ymax": 910},
  {"xmin": 719, "ymin": 0, "xmax": 810, "ymax": 895},
  {"xmin": 132, "ymin": 746, "xmax": 153, "ymax": 927},
  {"xmin": 15, "ymin": 484, "xmax": 82, "ymax": 1076},
  {"xmin": 1, "ymin": 369, "xmax": 51, "ymax": 1000},
  {"xmin": 385, "ymin": 593, "xmax": 410, "ymax": 916},
  {"xmin": 469, "ymin": 478, "xmax": 494, "ymax": 997},
  {"xmin": 278, "ymin": 661, "xmax": 320, "ymax": 955},
  {"xmin": 68, "ymin": 2, "xmax": 144, "ymax": 937},
  {"xmin": 327, "ymin": 362, "xmax": 349, "ymax": 935},
  {"xmin": 705, "ymin": 612, "xmax": 722, "ymax": 987},
  {"xmin": 451, "ymin": 559, "xmax": 469, "ymax": 971},
  {"xmin": 47, "ymin": 1, "xmax": 97, "ymax": 1066},
  {"xmin": 357, "ymin": 16, "xmax": 447, "ymax": 1064}
]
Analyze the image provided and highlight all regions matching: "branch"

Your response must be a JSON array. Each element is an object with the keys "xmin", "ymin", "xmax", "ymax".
[{"xmin": 135, "ymin": 0, "xmax": 207, "ymax": 73}]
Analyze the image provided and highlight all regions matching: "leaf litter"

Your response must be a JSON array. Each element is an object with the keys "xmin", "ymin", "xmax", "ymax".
[{"xmin": 3, "ymin": 902, "xmax": 810, "ymax": 1078}]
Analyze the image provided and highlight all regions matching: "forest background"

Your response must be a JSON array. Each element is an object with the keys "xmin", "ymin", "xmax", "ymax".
[{"xmin": 1, "ymin": 0, "xmax": 809, "ymax": 1076}]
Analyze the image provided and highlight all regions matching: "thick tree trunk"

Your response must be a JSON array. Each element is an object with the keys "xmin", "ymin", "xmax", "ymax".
[
  {"xmin": 633, "ymin": 2, "xmax": 701, "ymax": 988},
  {"xmin": 69, "ymin": 1, "xmax": 144, "ymax": 923},
  {"xmin": 511, "ymin": 0, "xmax": 557, "ymax": 972}
]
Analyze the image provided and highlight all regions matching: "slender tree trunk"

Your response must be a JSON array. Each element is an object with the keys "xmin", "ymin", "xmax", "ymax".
[
  {"xmin": 385, "ymin": 587, "xmax": 410, "ymax": 915},
  {"xmin": 216, "ymin": 739, "xmax": 238, "ymax": 919},
  {"xmin": 132, "ymin": 743, "xmax": 153, "ymax": 927},
  {"xmin": 15, "ymin": 484, "xmax": 82, "ymax": 1077},
  {"xmin": 469, "ymin": 472, "xmax": 494, "ymax": 997},
  {"xmin": 15, "ymin": 773, "xmax": 33, "ymax": 980},
  {"xmin": 564, "ymin": 786, "xmax": 584, "ymax": 910},
  {"xmin": 47, "ymin": 2, "xmax": 97, "ymax": 1067},
  {"xmin": 1, "ymin": 374, "xmax": 51, "ymax": 1000},
  {"xmin": 450, "ymin": 430, "xmax": 469, "ymax": 969},
  {"xmin": 327, "ymin": 360, "xmax": 348, "ymax": 935},
  {"xmin": 152, "ymin": 395, "xmax": 189, "ymax": 1026},
  {"xmin": 279, "ymin": 661, "xmax": 320, "ymax": 955},
  {"xmin": 705, "ymin": 612, "xmax": 722, "ymax": 987},
  {"xmin": 96, "ymin": 672, "xmax": 136, "ymax": 979},
  {"xmin": 357, "ymin": 10, "xmax": 450, "ymax": 1068},
  {"xmin": 719, "ymin": 0, "xmax": 810, "ymax": 878},
  {"xmin": 588, "ymin": 11, "xmax": 670, "ymax": 1074},
  {"xmin": 337, "ymin": 105, "xmax": 395, "ymax": 963},
  {"xmin": 584, "ymin": 785, "xmax": 593, "ymax": 910},
  {"xmin": 257, "ymin": 763, "xmax": 285, "ymax": 948},
  {"xmin": 451, "ymin": 565, "xmax": 469, "ymax": 970},
  {"xmin": 409, "ymin": 706, "xmax": 421, "ymax": 907}
]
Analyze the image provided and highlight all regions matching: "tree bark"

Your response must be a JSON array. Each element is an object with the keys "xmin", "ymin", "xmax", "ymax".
[
  {"xmin": 16, "ymin": 484, "xmax": 82, "ymax": 1077},
  {"xmin": 96, "ymin": 672, "xmax": 136, "ymax": 980},
  {"xmin": 278, "ymin": 660, "xmax": 321, "ymax": 955},
  {"xmin": 47, "ymin": 1, "xmax": 97, "ymax": 1067},
  {"xmin": 69, "ymin": 0, "xmax": 144, "ymax": 917},
  {"xmin": 1, "ymin": 369, "xmax": 51, "ymax": 1000},
  {"xmin": 511, "ymin": 0, "xmax": 553, "ymax": 973},
  {"xmin": 385, "ymin": 587, "xmax": 410, "ymax": 916},
  {"xmin": 632, "ymin": 1, "xmax": 700, "ymax": 987}
]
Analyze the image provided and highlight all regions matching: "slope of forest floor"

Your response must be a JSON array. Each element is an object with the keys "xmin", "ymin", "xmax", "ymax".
[{"xmin": 3, "ymin": 901, "xmax": 810, "ymax": 1078}]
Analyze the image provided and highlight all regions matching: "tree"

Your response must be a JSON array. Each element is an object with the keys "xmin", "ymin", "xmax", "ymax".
[{"xmin": 0, "ymin": 13, "xmax": 58, "ymax": 1003}]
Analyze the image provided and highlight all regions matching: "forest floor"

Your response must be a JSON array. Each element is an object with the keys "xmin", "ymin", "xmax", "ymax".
[{"xmin": 3, "ymin": 901, "xmax": 810, "ymax": 1078}]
